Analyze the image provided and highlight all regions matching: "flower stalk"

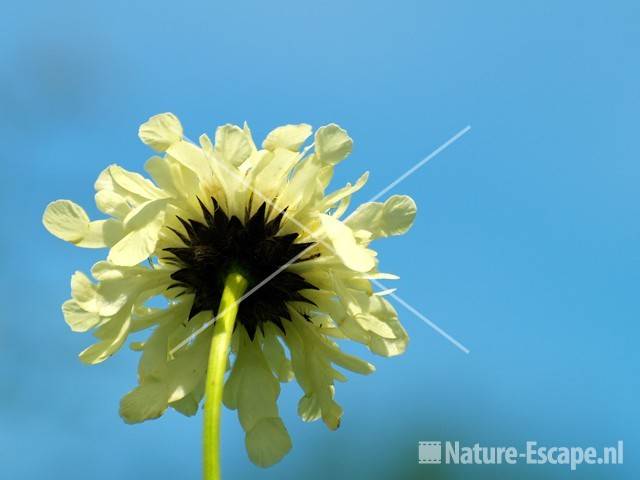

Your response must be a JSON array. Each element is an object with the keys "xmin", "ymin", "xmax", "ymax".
[{"xmin": 203, "ymin": 272, "xmax": 248, "ymax": 480}]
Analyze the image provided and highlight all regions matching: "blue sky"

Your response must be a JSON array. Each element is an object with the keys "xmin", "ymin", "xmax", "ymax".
[{"xmin": 1, "ymin": 1, "xmax": 638, "ymax": 478}]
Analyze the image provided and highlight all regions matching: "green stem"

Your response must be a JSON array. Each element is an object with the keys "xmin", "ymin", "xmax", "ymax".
[{"xmin": 203, "ymin": 272, "xmax": 248, "ymax": 480}]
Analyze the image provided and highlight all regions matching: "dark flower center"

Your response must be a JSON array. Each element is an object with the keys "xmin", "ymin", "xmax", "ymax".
[{"xmin": 163, "ymin": 198, "xmax": 318, "ymax": 339}]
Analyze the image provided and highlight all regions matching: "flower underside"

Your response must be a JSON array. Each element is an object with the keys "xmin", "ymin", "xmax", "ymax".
[
  {"xmin": 42, "ymin": 113, "xmax": 419, "ymax": 469},
  {"xmin": 164, "ymin": 197, "xmax": 319, "ymax": 339}
]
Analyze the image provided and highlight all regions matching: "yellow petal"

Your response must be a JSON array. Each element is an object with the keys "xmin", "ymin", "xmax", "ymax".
[
  {"xmin": 262, "ymin": 331, "xmax": 293, "ymax": 382},
  {"xmin": 120, "ymin": 381, "xmax": 170, "ymax": 423},
  {"xmin": 262, "ymin": 124, "xmax": 312, "ymax": 151},
  {"xmin": 138, "ymin": 113, "xmax": 183, "ymax": 152},
  {"xmin": 166, "ymin": 140, "xmax": 212, "ymax": 181},
  {"xmin": 250, "ymin": 148, "xmax": 300, "ymax": 195},
  {"xmin": 95, "ymin": 190, "xmax": 130, "ymax": 219},
  {"xmin": 79, "ymin": 312, "xmax": 131, "ymax": 364},
  {"xmin": 214, "ymin": 124, "xmax": 252, "ymax": 166},
  {"xmin": 245, "ymin": 417, "xmax": 292, "ymax": 468},
  {"xmin": 43, "ymin": 200, "xmax": 90, "ymax": 242},
  {"xmin": 145, "ymin": 155, "xmax": 199, "ymax": 198},
  {"xmin": 319, "ymin": 214, "xmax": 376, "ymax": 272},
  {"xmin": 367, "ymin": 296, "xmax": 409, "ymax": 357},
  {"xmin": 243, "ymin": 121, "xmax": 258, "ymax": 152},
  {"xmin": 236, "ymin": 342, "xmax": 280, "ymax": 432},
  {"xmin": 318, "ymin": 338, "xmax": 375, "ymax": 374},
  {"xmin": 108, "ymin": 199, "xmax": 167, "ymax": 266},
  {"xmin": 75, "ymin": 219, "xmax": 125, "ymax": 248},
  {"xmin": 346, "ymin": 195, "xmax": 417, "ymax": 239},
  {"xmin": 285, "ymin": 320, "xmax": 344, "ymax": 430},
  {"xmin": 297, "ymin": 394, "xmax": 321, "ymax": 422},
  {"xmin": 43, "ymin": 200, "xmax": 125, "ymax": 249},
  {"xmin": 315, "ymin": 124, "xmax": 352, "ymax": 165},
  {"xmin": 70, "ymin": 271, "xmax": 99, "ymax": 313},
  {"xmin": 62, "ymin": 299, "xmax": 100, "ymax": 332},
  {"xmin": 108, "ymin": 165, "xmax": 167, "ymax": 202},
  {"xmin": 320, "ymin": 171, "xmax": 369, "ymax": 210},
  {"xmin": 170, "ymin": 392, "xmax": 200, "ymax": 416}
]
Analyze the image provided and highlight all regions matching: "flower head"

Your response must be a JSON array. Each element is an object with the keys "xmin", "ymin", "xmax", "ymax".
[{"xmin": 43, "ymin": 113, "xmax": 416, "ymax": 467}]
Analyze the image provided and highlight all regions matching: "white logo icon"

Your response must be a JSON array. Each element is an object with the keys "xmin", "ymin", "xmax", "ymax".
[{"xmin": 418, "ymin": 441, "xmax": 442, "ymax": 464}]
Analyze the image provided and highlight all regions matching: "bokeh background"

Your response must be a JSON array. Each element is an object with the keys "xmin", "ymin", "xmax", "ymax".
[{"xmin": 1, "ymin": 1, "xmax": 638, "ymax": 478}]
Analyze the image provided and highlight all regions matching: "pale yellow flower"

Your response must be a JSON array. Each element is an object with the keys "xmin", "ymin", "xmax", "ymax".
[{"xmin": 43, "ymin": 113, "xmax": 416, "ymax": 467}]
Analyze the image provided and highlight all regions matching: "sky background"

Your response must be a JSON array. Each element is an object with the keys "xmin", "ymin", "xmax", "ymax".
[{"xmin": 1, "ymin": 1, "xmax": 638, "ymax": 479}]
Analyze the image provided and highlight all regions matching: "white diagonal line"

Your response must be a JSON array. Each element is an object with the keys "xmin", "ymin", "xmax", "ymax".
[
  {"xmin": 365, "ymin": 125, "xmax": 471, "ymax": 203},
  {"xmin": 170, "ymin": 127, "xmax": 470, "ymax": 355},
  {"xmin": 375, "ymin": 283, "xmax": 470, "ymax": 354}
]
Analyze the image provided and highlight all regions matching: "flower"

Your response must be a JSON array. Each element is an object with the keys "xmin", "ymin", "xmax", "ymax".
[{"xmin": 43, "ymin": 113, "xmax": 417, "ymax": 467}]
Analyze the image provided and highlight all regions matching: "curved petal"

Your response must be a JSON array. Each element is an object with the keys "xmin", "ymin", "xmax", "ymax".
[
  {"xmin": 225, "ymin": 332, "xmax": 291, "ymax": 467},
  {"xmin": 75, "ymin": 219, "xmax": 125, "ymax": 248},
  {"xmin": 245, "ymin": 417, "xmax": 292, "ymax": 468},
  {"xmin": 318, "ymin": 214, "xmax": 376, "ymax": 272},
  {"xmin": 285, "ymin": 318, "xmax": 344, "ymax": 430},
  {"xmin": 95, "ymin": 190, "xmax": 130, "ymax": 219},
  {"xmin": 215, "ymin": 124, "xmax": 252, "ymax": 167},
  {"xmin": 366, "ymin": 296, "xmax": 409, "ymax": 357},
  {"xmin": 108, "ymin": 199, "xmax": 167, "ymax": 266},
  {"xmin": 43, "ymin": 200, "xmax": 125, "ymax": 249},
  {"xmin": 120, "ymin": 380, "xmax": 170, "ymax": 423},
  {"xmin": 346, "ymin": 195, "xmax": 417, "ymax": 240},
  {"xmin": 108, "ymin": 165, "xmax": 168, "ymax": 203},
  {"xmin": 170, "ymin": 386, "xmax": 202, "ymax": 416},
  {"xmin": 62, "ymin": 299, "xmax": 100, "ymax": 332},
  {"xmin": 250, "ymin": 148, "xmax": 300, "ymax": 196},
  {"xmin": 145, "ymin": 155, "xmax": 200, "ymax": 200},
  {"xmin": 262, "ymin": 329, "xmax": 293, "ymax": 382},
  {"xmin": 79, "ymin": 311, "xmax": 131, "ymax": 364},
  {"xmin": 138, "ymin": 113, "xmax": 183, "ymax": 152},
  {"xmin": 263, "ymin": 124, "xmax": 312, "ymax": 151},
  {"xmin": 243, "ymin": 121, "xmax": 258, "ymax": 152},
  {"xmin": 314, "ymin": 124, "xmax": 352, "ymax": 165},
  {"xmin": 166, "ymin": 140, "xmax": 212, "ymax": 181},
  {"xmin": 71, "ymin": 271, "xmax": 99, "ymax": 313},
  {"xmin": 43, "ymin": 200, "xmax": 90, "ymax": 242},
  {"xmin": 332, "ymin": 278, "xmax": 408, "ymax": 357},
  {"xmin": 319, "ymin": 171, "xmax": 369, "ymax": 211}
]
